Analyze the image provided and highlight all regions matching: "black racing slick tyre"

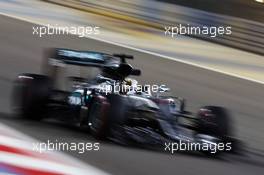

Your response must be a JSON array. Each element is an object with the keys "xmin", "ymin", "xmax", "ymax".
[
  {"xmin": 88, "ymin": 94, "xmax": 127, "ymax": 139},
  {"xmin": 194, "ymin": 106, "xmax": 232, "ymax": 156},
  {"xmin": 88, "ymin": 95, "xmax": 110, "ymax": 139},
  {"xmin": 195, "ymin": 106, "xmax": 231, "ymax": 139},
  {"xmin": 12, "ymin": 73, "xmax": 51, "ymax": 120}
]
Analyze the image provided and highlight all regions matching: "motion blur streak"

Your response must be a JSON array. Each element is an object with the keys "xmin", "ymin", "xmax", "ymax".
[
  {"xmin": 0, "ymin": 0, "xmax": 264, "ymax": 175},
  {"xmin": 0, "ymin": 15, "xmax": 264, "ymax": 175},
  {"xmin": 0, "ymin": 0, "xmax": 264, "ymax": 83}
]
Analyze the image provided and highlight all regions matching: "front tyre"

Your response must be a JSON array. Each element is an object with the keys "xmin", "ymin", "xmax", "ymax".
[
  {"xmin": 194, "ymin": 106, "xmax": 232, "ymax": 155},
  {"xmin": 195, "ymin": 106, "xmax": 230, "ymax": 138}
]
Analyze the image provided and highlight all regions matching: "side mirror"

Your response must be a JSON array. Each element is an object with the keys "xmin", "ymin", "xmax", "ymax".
[
  {"xmin": 158, "ymin": 86, "xmax": 170, "ymax": 93},
  {"xmin": 155, "ymin": 86, "xmax": 170, "ymax": 98},
  {"xmin": 131, "ymin": 69, "xmax": 141, "ymax": 76}
]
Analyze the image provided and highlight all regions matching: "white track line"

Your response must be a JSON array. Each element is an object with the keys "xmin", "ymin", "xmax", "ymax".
[{"xmin": 0, "ymin": 12, "xmax": 263, "ymax": 85}]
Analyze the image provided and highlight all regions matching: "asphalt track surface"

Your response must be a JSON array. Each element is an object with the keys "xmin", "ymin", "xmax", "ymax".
[{"xmin": 1, "ymin": 15, "xmax": 264, "ymax": 175}]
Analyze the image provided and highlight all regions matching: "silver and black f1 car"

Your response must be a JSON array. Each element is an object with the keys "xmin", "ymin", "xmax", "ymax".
[{"xmin": 12, "ymin": 48, "xmax": 239, "ymax": 155}]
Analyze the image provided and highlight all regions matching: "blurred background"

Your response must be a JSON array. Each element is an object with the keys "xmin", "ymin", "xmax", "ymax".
[
  {"xmin": 158, "ymin": 0, "xmax": 264, "ymax": 22},
  {"xmin": 43, "ymin": 0, "xmax": 264, "ymax": 55},
  {"xmin": 0, "ymin": 0, "xmax": 263, "ymax": 175}
]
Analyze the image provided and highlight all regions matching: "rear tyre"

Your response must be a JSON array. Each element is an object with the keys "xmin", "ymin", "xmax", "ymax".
[
  {"xmin": 88, "ymin": 95, "xmax": 110, "ymax": 139},
  {"xmin": 88, "ymin": 94, "xmax": 127, "ymax": 139},
  {"xmin": 12, "ymin": 73, "xmax": 51, "ymax": 120}
]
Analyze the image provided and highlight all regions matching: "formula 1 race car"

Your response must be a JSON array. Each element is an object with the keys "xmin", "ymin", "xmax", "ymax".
[{"xmin": 12, "ymin": 48, "xmax": 239, "ymax": 155}]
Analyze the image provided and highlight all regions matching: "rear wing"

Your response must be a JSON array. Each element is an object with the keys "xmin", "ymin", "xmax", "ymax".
[
  {"xmin": 42, "ymin": 48, "xmax": 140, "ymax": 79},
  {"xmin": 45, "ymin": 48, "xmax": 109, "ymax": 67},
  {"xmin": 44, "ymin": 48, "xmax": 134, "ymax": 67}
]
